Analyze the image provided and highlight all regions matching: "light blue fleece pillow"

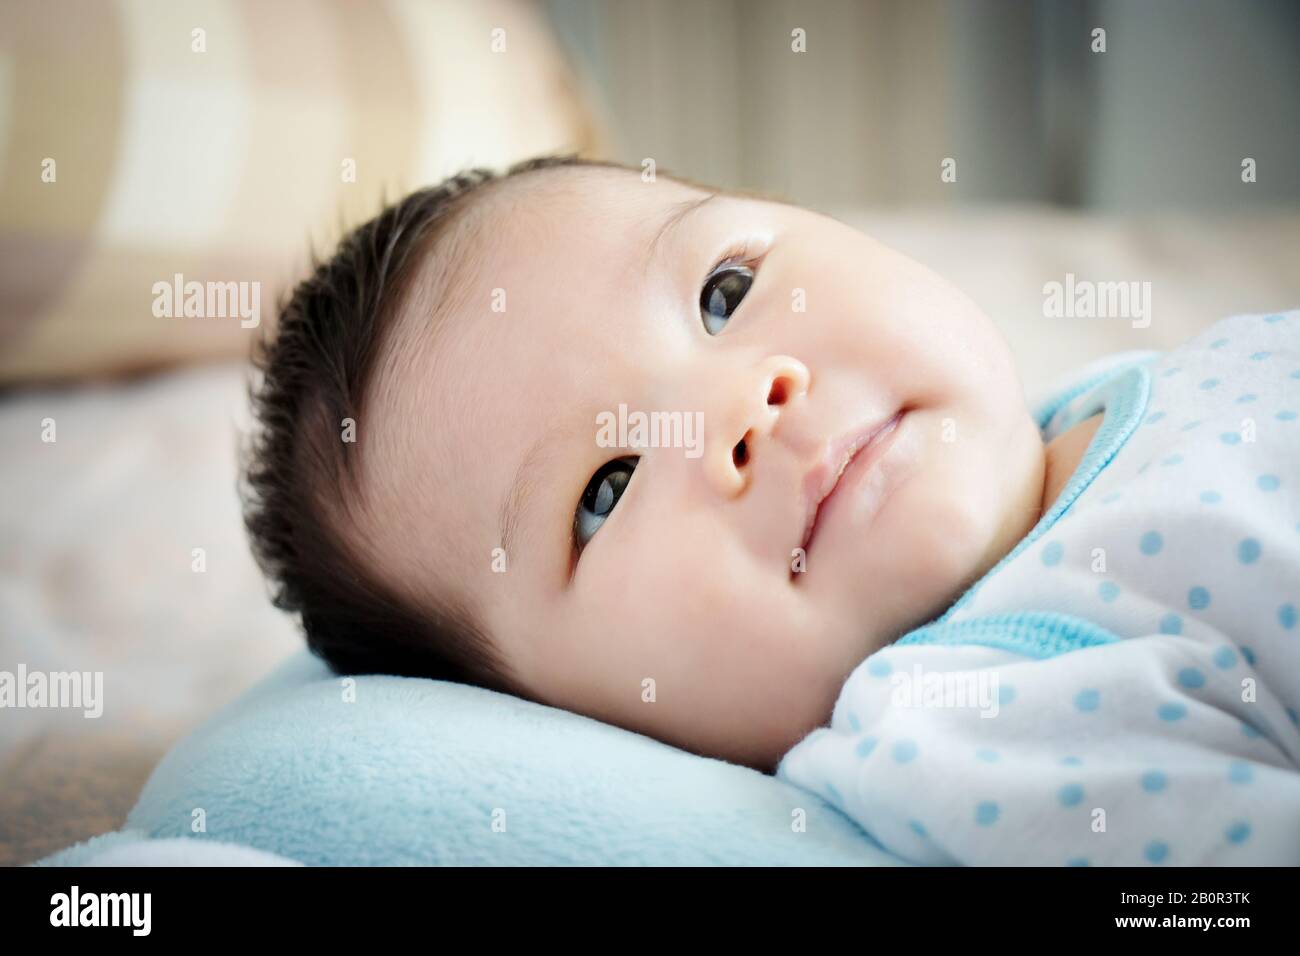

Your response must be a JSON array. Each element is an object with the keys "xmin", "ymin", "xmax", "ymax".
[{"xmin": 66, "ymin": 649, "xmax": 898, "ymax": 866}]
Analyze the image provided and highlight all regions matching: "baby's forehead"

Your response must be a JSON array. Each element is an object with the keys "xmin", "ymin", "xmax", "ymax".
[
  {"xmin": 422, "ymin": 169, "xmax": 711, "ymax": 332},
  {"xmin": 373, "ymin": 166, "xmax": 715, "ymax": 442},
  {"xmin": 501, "ymin": 165, "xmax": 704, "ymax": 228}
]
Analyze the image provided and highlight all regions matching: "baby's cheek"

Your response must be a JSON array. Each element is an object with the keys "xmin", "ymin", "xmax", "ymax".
[
  {"xmin": 628, "ymin": 543, "xmax": 775, "ymax": 637},
  {"xmin": 919, "ymin": 496, "xmax": 985, "ymax": 585}
]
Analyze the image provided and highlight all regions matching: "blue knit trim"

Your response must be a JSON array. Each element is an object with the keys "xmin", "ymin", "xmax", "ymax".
[
  {"xmin": 895, "ymin": 611, "xmax": 1122, "ymax": 658},
  {"xmin": 1032, "ymin": 350, "xmax": 1161, "ymax": 433}
]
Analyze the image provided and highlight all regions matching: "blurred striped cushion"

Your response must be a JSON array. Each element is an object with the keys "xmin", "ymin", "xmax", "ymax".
[{"xmin": 0, "ymin": 0, "xmax": 603, "ymax": 382}]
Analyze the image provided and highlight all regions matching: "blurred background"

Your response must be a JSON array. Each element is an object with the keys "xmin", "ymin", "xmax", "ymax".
[
  {"xmin": 1, "ymin": 0, "xmax": 1298, "ymax": 865},
  {"xmin": 548, "ymin": 0, "xmax": 1300, "ymax": 212}
]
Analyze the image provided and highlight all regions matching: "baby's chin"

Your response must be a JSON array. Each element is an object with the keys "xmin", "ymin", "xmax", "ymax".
[{"xmin": 827, "ymin": 425, "xmax": 1035, "ymax": 650}]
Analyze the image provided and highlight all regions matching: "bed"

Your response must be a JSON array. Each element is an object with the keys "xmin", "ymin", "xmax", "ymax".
[{"xmin": 6, "ymin": 0, "xmax": 1300, "ymax": 867}]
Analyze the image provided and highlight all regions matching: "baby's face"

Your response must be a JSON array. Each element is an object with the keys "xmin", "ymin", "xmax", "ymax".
[{"xmin": 368, "ymin": 167, "xmax": 1045, "ymax": 771}]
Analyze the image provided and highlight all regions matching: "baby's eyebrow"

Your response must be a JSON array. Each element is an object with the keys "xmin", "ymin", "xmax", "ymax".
[
  {"xmin": 644, "ymin": 193, "xmax": 718, "ymax": 276},
  {"xmin": 499, "ymin": 415, "xmax": 569, "ymax": 563}
]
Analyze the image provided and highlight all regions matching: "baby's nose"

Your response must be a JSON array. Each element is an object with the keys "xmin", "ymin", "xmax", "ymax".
[{"xmin": 701, "ymin": 355, "xmax": 810, "ymax": 497}]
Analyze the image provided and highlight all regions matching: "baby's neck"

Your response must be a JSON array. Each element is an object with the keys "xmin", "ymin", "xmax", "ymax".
[{"xmin": 1040, "ymin": 413, "xmax": 1104, "ymax": 518}]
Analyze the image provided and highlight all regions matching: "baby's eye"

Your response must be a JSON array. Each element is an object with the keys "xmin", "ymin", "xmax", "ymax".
[
  {"xmin": 700, "ymin": 263, "xmax": 753, "ymax": 335},
  {"xmin": 575, "ymin": 456, "xmax": 637, "ymax": 550}
]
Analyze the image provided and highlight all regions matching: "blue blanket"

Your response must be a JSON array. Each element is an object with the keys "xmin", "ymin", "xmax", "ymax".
[{"xmin": 37, "ymin": 649, "xmax": 899, "ymax": 866}]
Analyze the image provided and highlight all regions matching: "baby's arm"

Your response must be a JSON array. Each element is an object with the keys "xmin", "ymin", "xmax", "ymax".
[{"xmin": 776, "ymin": 634, "xmax": 1300, "ymax": 865}]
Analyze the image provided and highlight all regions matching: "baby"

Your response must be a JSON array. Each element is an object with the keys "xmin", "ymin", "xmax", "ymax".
[{"xmin": 243, "ymin": 155, "xmax": 1300, "ymax": 865}]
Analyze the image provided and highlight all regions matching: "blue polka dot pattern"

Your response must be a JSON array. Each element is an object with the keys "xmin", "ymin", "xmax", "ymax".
[
  {"xmin": 1061, "ymin": 756, "xmax": 1083, "ymax": 766},
  {"xmin": 1158, "ymin": 613, "xmax": 1182, "ymax": 635},
  {"xmin": 892, "ymin": 739, "xmax": 919, "ymax": 764},
  {"xmin": 1238, "ymin": 538, "xmax": 1261, "ymax": 564},
  {"xmin": 1226, "ymin": 821, "xmax": 1251, "ymax": 844},
  {"xmin": 855, "ymin": 736, "xmax": 878, "ymax": 759},
  {"xmin": 1139, "ymin": 531, "xmax": 1163, "ymax": 555},
  {"xmin": 1075, "ymin": 689, "xmax": 1100, "ymax": 712},
  {"xmin": 867, "ymin": 657, "xmax": 892, "ymax": 678},
  {"xmin": 1200, "ymin": 490, "xmax": 1222, "ymax": 504},
  {"xmin": 1144, "ymin": 841, "xmax": 1169, "ymax": 864},
  {"xmin": 1041, "ymin": 541, "xmax": 1063, "ymax": 566},
  {"xmin": 1242, "ymin": 647, "xmax": 1257, "ymax": 666},
  {"xmin": 1188, "ymin": 586, "xmax": 1211, "ymax": 610},
  {"xmin": 1066, "ymin": 857, "xmax": 1090, "ymax": 867},
  {"xmin": 1058, "ymin": 783, "xmax": 1084, "ymax": 807},
  {"xmin": 1177, "ymin": 668, "xmax": 1206, "ymax": 690},
  {"xmin": 975, "ymin": 802, "xmax": 1000, "ymax": 826},
  {"xmin": 908, "ymin": 819, "xmax": 927, "ymax": 837},
  {"xmin": 1228, "ymin": 761, "xmax": 1253, "ymax": 784},
  {"xmin": 1141, "ymin": 771, "xmax": 1167, "ymax": 792},
  {"xmin": 998, "ymin": 685, "xmax": 1016, "ymax": 706},
  {"xmin": 1199, "ymin": 378, "xmax": 1220, "ymax": 390},
  {"xmin": 1212, "ymin": 646, "xmax": 1238, "ymax": 669},
  {"xmin": 1280, "ymin": 604, "xmax": 1297, "ymax": 630},
  {"xmin": 1257, "ymin": 474, "xmax": 1280, "ymax": 491},
  {"xmin": 1145, "ymin": 411, "xmax": 1166, "ymax": 425},
  {"xmin": 1220, "ymin": 432, "xmax": 1242, "ymax": 445},
  {"xmin": 1098, "ymin": 581, "xmax": 1120, "ymax": 603},
  {"xmin": 976, "ymin": 748, "xmax": 1000, "ymax": 763},
  {"xmin": 1278, "ymin": 410, "xmax": 1298, "ymax": 421},
  {"xmin": 1250, "ymin": 351, "xmax": 1271, "ymax": 360},
  {"xmin": 1210, "ymin": 338, "xmax": 1229, "ymax": 348},
  {"xmin": 1157, "ymin": 702, "xmax": 1187, "ymax": 722}
]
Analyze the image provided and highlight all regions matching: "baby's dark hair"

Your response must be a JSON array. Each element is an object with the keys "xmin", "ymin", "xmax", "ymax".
[{"xmin": 240, "ymin": 153, "xmax": 635, "ymax": 694}]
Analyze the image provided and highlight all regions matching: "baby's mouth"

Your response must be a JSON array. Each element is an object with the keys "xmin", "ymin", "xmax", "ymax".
[{"xmin": 792, "ymin": 408, "xmax": 907, "ymax": 580}]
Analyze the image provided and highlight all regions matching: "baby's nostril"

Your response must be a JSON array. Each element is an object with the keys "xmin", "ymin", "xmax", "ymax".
[
  {"xmin": 733, "ymin": 436, "xmax": 749, "ymax": 467},
  {"xmin": 767, "ymin": 380, "xmax": 787, "ymax": 406}
]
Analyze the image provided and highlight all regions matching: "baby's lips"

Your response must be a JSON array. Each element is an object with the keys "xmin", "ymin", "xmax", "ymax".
[{"xmin": 796, "ymin": 408, "xmax": 904, "ymax": 561}]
